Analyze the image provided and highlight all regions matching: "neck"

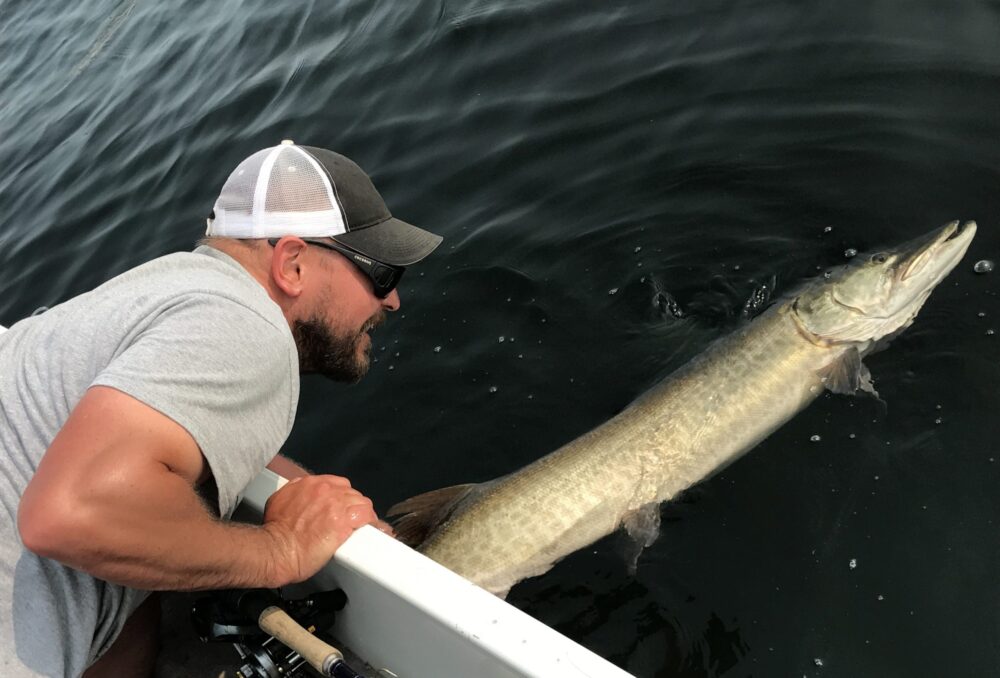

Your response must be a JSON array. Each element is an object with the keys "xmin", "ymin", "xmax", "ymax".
[{"xmin": 202, "ymin": 238, "xmax": 296, "ymax": 327}]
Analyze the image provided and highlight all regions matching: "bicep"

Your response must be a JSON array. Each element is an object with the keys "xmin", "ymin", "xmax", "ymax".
[
  {"xmin": 20, "ymin": 386, "xmax": 208, "ymax": 525},
  {"xmin": 90, "ymin": 296, "xmax": 296, "ymax": 517}
]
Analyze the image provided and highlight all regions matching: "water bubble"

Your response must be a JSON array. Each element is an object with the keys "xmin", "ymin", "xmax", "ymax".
[
  {"xmin": 978, "ymin": 312, "xmax": 986, "ymax": 318},
  {"xmin": 488, "ymin": 386, "xmax": 498, "ymax": 394},
  {"xmin": 987, "ymin": 329, "xmax": 995, "ymax": 336},
  {"xmin": 849, "ymin": 433, "xmax": 856, "ymax": 439},
  {"xmin": 934, "ymin": 417, "xmax": 942, "ymax": 424},
  {"xmin": 824, "ymin": 226, "xmax": 833, "ymax": 233},
  {"xmin": 608, "ymin": 288, "xmax": 619, "ymax": 295},
  {"xmin": 433, "ymin": 346, "xmax": 442, "ymax": 353},
  {"xmin": 634, "ymin": 246, "xmax": 642, "ymax": 253},
  {"xmin": 814, "ymin": 658, "xmax": 825, "ymax": 667},
  {"xmin": 844, "ymin": 248, "xmax": 858, "ymax": 258},
  {"xmin": 810, "ymin": 434, "xmax": 822, "ymax": 442},
  {"xmin": 498, "ymin": 336, "xmax": 505, "ymax": 343},
  {"xmin": 849, "ymin": 558, "xmax": 857, "ymax": 570},
  {"xmin": 973, "ymin": 260, "xmax": 994, "ymax": 274},
  {"xmin": 877, "ymin": 594, "xmax": 884, "ymax": 601},
  {"xmin": 733, "ymin": 264, "xmax": 741, "ymax": 271}
]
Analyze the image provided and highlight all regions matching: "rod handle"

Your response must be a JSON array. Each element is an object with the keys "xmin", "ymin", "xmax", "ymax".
[{"xmin": 257, "ymin": 605, "xmax": 345, "ymax": 676}]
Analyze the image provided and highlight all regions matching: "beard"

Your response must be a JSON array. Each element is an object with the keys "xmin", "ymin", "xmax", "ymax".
[{"xmin": 293, "ymin": 311, "xmax": 385, "ymax": 382}]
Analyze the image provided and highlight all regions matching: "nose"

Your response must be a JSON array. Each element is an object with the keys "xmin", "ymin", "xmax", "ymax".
[{"xmin": 382, "ymin": 288, "xmax": 401, "ymax": 312}]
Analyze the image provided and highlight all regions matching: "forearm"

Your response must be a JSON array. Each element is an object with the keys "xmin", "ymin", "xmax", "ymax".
[
  {"xmin": 266, "ymin": 454, "xmax": 311, "ymax": 479},
  {"xmin": 20, "ymin": 463, "xmax": 290, "ymax": 591}
]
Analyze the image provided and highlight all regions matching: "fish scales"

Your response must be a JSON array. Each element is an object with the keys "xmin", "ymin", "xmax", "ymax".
[
  {"xmin": 418, "ymin": 305, "xmax": 837, "ymax": 594},
  {"xmin": 392, "ymin": 221, "xmax": 976, "ymax": 597}
]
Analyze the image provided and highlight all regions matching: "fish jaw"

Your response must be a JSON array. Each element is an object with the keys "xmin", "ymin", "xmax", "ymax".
[{"xmin": 792, "ymin": 221, "xmax": 976, "ymax": 345}]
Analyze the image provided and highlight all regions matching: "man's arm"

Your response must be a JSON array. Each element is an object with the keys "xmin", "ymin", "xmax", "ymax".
[
  {"xmin": 267, "ymin": 454, "xmax": 311, "ymax": 480},
  {"xmin": 17, "ymin": 386, "xmax": 378, "ymax": 590}
]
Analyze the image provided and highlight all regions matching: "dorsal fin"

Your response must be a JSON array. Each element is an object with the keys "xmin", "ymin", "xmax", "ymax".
[{"xmin": 387, "ymin": 483, "xmax": 483, "ymax": 549}]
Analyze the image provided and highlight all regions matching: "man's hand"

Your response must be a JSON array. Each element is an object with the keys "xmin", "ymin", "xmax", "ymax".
[{"xmin": 263, "ymin": 475, "xmax": 384, "ymax": 583}]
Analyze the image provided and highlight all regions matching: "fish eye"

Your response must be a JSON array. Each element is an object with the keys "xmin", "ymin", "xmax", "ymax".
[{"xmin": 870, "ymin": 253, "xmax": 887, "ymax": 264}]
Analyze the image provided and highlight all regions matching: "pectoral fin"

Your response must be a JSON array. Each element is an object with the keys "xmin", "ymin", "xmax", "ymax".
[
  {"xmin": 387, "ymin": 482, "xmax": 487, "ymax": 549},
  {"xmin": 819, "ymin": 347, "xmax": 880, "ymax": 399},
  {"xmin": 621, "ymin": 503, "xmax": 662, "ymax": 575}
]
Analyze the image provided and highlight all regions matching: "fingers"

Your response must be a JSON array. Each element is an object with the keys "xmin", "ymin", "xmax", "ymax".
[
  {"xmin": 344, "ymin": 495, "xmax": 377, "ymax": 527},
  {"xmin": 261, "ymin": 474, "xmax": 387, "ymax": 584},
  {"xmin": 374, "ymin": 519, "xmax": 396, "ymax": 538}
]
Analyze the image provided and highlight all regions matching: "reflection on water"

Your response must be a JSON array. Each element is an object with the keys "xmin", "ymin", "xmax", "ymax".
[{"xmin": 2, "ymin": 0, "xmax": 999, "ymax": 675}]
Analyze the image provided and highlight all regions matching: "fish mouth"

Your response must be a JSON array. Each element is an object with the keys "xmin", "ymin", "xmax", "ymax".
[{"xmin": 899, "ymin": 220, "xmax": 977, "ymax": 282}]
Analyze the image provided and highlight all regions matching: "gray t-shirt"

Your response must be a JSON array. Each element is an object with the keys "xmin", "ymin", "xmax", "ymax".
[{"xmin": 0, "ymin": 246, "xmax": 299, "ymax": 677}]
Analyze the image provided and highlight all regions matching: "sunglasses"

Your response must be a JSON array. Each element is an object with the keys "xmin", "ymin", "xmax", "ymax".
[{"xmin": 267, "ymin": 238, "xmax": 405, "ymax": 298}]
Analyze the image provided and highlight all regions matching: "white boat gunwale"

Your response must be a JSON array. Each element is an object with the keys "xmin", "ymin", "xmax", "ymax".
[{"xmin": 239, "ymin": 470, "xmax": 635, "ymax": 678}]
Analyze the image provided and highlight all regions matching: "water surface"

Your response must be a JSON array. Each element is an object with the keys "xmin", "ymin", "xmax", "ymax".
[{"xmin": 2, "ymin": 1, "xmax": 999, "ymax": 675}]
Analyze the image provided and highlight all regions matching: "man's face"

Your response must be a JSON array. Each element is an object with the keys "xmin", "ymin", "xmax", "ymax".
[
  {"xmin": 293, "ymin": 308, "xmax": 386, "ymax": 382},
  {"xmin": 292, "ymin": 244, "xmax": 400, "ymax": 382}
]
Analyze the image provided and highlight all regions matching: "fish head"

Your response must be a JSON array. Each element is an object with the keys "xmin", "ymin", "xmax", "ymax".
[{"xmin": 792, "ymin": 220, "xmax": 976, "ymax": 344}]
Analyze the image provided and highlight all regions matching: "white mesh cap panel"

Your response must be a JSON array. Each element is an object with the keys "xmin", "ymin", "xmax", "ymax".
[
  {"xmin": 208, "ymin": 142, "xmax": 346, "ymax": 238},
  {"xmin": 258, "ymin": 146, "xmax": 345, "ymax": 237},
  {"xmin": 209, "ymin": 148, "xmax": 272, "ymax": 237}
]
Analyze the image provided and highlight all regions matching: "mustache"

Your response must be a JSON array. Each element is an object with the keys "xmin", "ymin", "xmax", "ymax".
[{"xmin": 361, "ymin": 310, "xmax": 387, "ymax": 335}]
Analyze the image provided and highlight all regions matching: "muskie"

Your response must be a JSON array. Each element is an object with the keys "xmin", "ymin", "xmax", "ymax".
[{"xmin": 390, "ymin": 222, "xmax": 977, "ymax": 597}]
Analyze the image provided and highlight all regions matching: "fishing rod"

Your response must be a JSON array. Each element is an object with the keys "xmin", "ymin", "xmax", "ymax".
[{"xmin": 193, "ymin": 588, "xmax": 364, "ymax": 678}]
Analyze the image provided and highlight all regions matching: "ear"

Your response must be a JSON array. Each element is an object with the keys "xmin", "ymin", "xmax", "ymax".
[{"xmin": 269, "ymin": 237, "xmax": 310, "ymax": 297}]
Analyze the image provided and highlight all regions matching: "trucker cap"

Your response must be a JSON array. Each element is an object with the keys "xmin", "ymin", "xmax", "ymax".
[{"xmin": 206, "ymin": 140, "xmax": 442, "ymax": 266}]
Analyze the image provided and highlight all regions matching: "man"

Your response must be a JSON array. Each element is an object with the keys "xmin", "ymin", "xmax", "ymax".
[{"xmin": 0, "ymin": 140, "xmax": 442, "ymax": 677}]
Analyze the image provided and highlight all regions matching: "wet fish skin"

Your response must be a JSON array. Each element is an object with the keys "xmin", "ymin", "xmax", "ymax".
[{"xmin": 391, "ymin": 221, "xmax": 977, "ymax": 597}]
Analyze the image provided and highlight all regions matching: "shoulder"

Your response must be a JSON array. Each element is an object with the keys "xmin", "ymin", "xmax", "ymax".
[{"xmin": 100, "ymin": 248, "xmax": 292, "ymax": 343}]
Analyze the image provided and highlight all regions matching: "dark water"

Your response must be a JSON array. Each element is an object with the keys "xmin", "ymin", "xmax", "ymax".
[{"xmin": 3, "ymin": 1, "xmax": 999, "ymax": 675}]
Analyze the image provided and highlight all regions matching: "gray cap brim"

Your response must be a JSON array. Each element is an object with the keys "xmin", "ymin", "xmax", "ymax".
[{"xmin": 332, "ymin": 216, "xmax": 443, "ymax": 266}]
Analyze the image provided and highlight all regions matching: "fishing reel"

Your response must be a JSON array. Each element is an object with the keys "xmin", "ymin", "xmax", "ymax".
[{"xmin": 192, "ymin": 588, "xmax": 361, "ymax": 678}]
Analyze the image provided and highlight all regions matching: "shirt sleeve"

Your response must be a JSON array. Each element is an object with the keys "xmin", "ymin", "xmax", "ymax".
[{"xmin": 91, "ymin": 293, "xmax": 297, "ymax": 518}]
